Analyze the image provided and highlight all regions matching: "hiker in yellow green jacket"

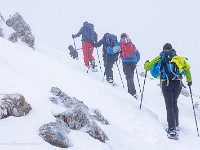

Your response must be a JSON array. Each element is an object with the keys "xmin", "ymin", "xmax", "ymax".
[{"xmin": 144, "ymin": 43, "xmax": 192, "ymax": 139}]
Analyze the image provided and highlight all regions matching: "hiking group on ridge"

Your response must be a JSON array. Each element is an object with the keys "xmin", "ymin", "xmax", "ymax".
[{"xmin": 71, "ymin": 21, "xmax": 193, "ymax": 140}]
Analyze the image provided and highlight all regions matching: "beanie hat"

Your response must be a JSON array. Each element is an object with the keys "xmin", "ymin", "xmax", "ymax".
[
  {"xmin": 121, "ymin": 33, "xmax": 128, "ymax": 39},
  {"xmin": 163, "ymin": 43, "xmax": 172, "ymax": 50},
  {"xmin": 103, "ymin": 33, "xmax": 109, "ymax": 38}
]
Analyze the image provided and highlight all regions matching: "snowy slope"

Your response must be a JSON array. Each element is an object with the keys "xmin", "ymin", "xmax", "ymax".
[
  {"xmin": 0, "ymin": 0, "xmax": 200, "ymax": 150},
  {"xmin": 0, "ymin": 36, "xmax": 200, "ymax": 150}
]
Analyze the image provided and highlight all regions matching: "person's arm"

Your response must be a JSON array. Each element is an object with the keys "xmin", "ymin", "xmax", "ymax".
[
  {"xmin": 92, "ymin": 38, "xmax": 104, "ymax": 47},
  {"xmin": 72, "ymin": 27, "xmax": 83, "ymax": 38},
  {"xmin": 144, "ymin": 56, "xmax": 161, "ymax": 71},
  {"xmin": 94, "ymin": 31, "xmax": 97, "ymax": 43},
  {"xmin": 136, "ymin": 49, "xmax": 140, "ymax": 63},
  {"xmin": 185, "ymin": 69, "xmax": 192, "ymax": 83}
]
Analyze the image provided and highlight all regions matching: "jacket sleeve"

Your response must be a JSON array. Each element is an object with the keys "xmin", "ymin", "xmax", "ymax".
[
  {"xmin": 92, "ymin": 38, "xmax": 104, "ymax": 47},
  {"xmin": 94, "ymin": 31, "xmax": 97, "ymax": 43},
  {"xmin": 73, "ymin": 27, "xmax": 83, "ymax": 38},
  {"xmin": 144, "ymin": 56, "xmax": 161, "ymax": 71},
  {"xmin": 136, "ymin": 49, "xmax": 140, "ymax": 63},
  {"xmin": 185, "ymin": 69, "xmax": 192, "ymax": 82}
]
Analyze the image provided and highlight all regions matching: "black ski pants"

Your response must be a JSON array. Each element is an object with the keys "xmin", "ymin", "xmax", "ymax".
[
  {"xmin": 162, "ymin": 80, "xmax": 182, "ymax": 129},
  {"xmin": 104, "ymin": 52, "xmax": 116, "ymax": 81},
  {"xmin": 123, "ymin": 62, "xmax": 137, "ymax": 96}
]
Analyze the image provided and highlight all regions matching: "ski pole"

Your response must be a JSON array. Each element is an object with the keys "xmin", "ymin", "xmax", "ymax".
[
  {"xmin": 116, "ymin": 61, "xmax": 125, "ymax": 88},
  {"xmin": 96, "ymin": 48, "xmax": 102, "ymax": 72},
  {"xmin": 136, "ymin": 67, "xmax": 142, "ymax": 94},
  {"xmin": 103, "ymin": 52, "xmax": 108, "ymax": 82},
  {"xmin": 74, "ymin": 48, "xmax": 82, "ymax": 51},
  {"xmin": 139, "ymin": 71, "xmax": 147, "ymax": 109},
  {"xmin": 189, "ymin": 86, "xmax": 200, "ymax": 137},
  {"xmin": 73, "ymin": 38, "xmax": 77, "ymax": 50}
]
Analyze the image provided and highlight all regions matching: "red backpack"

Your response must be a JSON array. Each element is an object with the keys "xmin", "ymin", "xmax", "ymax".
[{"xmin": 121, "ymin": 38, "xmax": 136, "ymax": 59}]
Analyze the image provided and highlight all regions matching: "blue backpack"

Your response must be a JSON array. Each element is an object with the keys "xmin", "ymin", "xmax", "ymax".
[
  {"xmin": 82, "ymin": 23, "xmax": 95, "ymax": 42},
  {"xmin": 150, "ymin": 50, "xmax": 182, "ymax": 80},
  {"xmin": 105, "ymin": 34, "xmax": 117, "ymax": 54}
]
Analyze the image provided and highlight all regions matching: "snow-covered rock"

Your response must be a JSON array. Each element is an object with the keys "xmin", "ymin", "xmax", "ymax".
[
  {"xmin": 50, "ymin": 87, "xmax": 109, "ymax": 143},
  {"xmin": 39, "ymin": 119, "xmax": 71, "ymax": 148},
  {"xmin": 6, "ymin": 12, "xmax": 35, "ymax": 48},
  {"xmin": 0, "ymin": 93, "xmax": 32, "ymax": 119}
]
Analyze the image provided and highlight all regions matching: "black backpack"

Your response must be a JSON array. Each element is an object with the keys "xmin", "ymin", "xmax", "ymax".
[{"xmin": 160, "ymin": 50, "xmax": 181, "ymax": 80}]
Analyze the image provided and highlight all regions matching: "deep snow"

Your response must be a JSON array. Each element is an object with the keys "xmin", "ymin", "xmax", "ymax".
[{"xmin": 0, "ymin": 0, "xmax": 200, "ymax": 150}]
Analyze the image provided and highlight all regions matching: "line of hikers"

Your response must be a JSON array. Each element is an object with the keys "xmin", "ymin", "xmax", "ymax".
[{"xmin": 72, "ymin": 21, "xmax": 193, "ymax": 139}]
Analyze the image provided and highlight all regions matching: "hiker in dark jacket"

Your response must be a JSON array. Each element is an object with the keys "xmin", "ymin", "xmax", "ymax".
[
  {"xmin": 72, "ymin": 21, "xmax": 97, "ymax": 71},
  {"xmin": 92, "ymin": 33, "xmax": 119, "ymax": 83},
  {"xmin": 144, "ymin": 43, "xmax": 192, "ymax": 139},
  {"xmin": 113, "ymin": 33, "xmax": 140, "ymax": 99}
]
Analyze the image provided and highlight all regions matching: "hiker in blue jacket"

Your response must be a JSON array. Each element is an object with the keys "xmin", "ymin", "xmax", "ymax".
[
  {"xmin": 92, "ymin": 33, "xmax": 119, "ymax": 83},
  {"xmin": 113, "ymin": 33, "xmax": 140, "ymax": 99},
  {"xmin": 72, "ymin": 22, "xmax": 97, "ymax": 71}
]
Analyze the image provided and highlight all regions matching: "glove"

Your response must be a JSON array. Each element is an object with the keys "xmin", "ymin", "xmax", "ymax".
[
  {"xmin": 144, "ymin": 60, "xmax": 149, "ymax": 65},
  {"xmin": 72, "ymin": 34, "xmax": 75, "ymax": 39},
  {"xmin": 187, "ymin": 81, "xmax": 192, "ymax": 87}
]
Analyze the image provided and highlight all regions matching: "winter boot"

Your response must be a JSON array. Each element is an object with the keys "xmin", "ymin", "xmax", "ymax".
[
  {"xmin": 107, "ymin": 77, "xmax": 113, "ymax": 84},
  {"xmin": 90, "ymin": 60, "xmax": 98, "ymax": 72},
  {"xmin": 133, "ymin": 94, "xmax": 139, "ymax": 100}
]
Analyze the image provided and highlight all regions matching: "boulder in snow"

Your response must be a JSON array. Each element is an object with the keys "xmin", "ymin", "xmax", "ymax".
[
  {"xmin": 50, "ymin": 87, "xmax": 109, "ymax": 143},
  {"xmin": 39, "ymin": 119, "xmax": 71, "ymax": 148},
  {"xmin": 0, "ymin": 93, "xmax": 32, "ymax": 119},
  {"xmin": 6, "ymin": 12, "xmax": 35, "ymax": 49}
]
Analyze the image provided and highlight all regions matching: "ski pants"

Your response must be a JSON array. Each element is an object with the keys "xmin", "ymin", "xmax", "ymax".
[
  {"xmin": 122, "ymin": 62, "xmax": 137, "ymax": 96},
  {"xmin": 162, "ymin": 80, "xmax": 182, "ymax": 129},
  {"xmin": 82, "ymin": 41, "xmax": 95, "ymax": 67},
  {"xmin": 104, "ymin": 52, "xmax": 116, "ymax": 81}
]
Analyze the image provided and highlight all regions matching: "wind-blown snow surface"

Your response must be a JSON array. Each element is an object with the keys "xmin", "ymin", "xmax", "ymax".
[{"xmin": 0, "ymin": 0, "xmax": 200, "ymax": 150}]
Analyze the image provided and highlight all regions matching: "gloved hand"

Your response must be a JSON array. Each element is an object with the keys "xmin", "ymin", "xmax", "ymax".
[
  {"xmin": 188, "ymin": 81, "xmax": 192, "ymax": 87},
  {"xmin": 72, "ymin": 34, "xmax": 75, "ymax": 39},
  {"xmin": 144, "ymin": 60, "xmax": 149, "ymax": 65}
]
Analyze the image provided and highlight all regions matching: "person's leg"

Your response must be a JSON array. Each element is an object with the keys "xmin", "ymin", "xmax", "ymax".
[
  {"xmin": 89, "ymin": 43, "xmax": 95, "ymax": 61},
  {"xmin": 172, "ymin": 81, "xmax": 182, "ymax": 127},
  {"xmin": 162, "ymin": 81, "xmax": 176, "ymax": 129},
  {"xmin": 123, "ymin": 62, "xmax": 136, "ymax": 95},
  {"xmin": 82, "ymin": 42, "xmax": 90, "ymax": 67},
  {"xmin": 105, "ymin": 54, "xmax": 115, "ymax": 82}
]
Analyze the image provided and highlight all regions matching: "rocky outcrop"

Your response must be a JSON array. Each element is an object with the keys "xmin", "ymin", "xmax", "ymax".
[
  {"xmin": 0, "ymin": 93, "xmax": 32, "ymax": 119},
  {"xmin": 6, "ymin": 13, "xmax": 35, "ymax": 49},
  {"xmin": 49, "ymin": 87, "xmax": 109, "ymax": 143},
  {"xmin": 39, "ymin": 119, "xmax": 71, "ymax": 148},
  {"xmin": 0, "ymin": 12, "xmax": 4, "ymax": 38},
  {"xmin": 0, "ymin": 28, "xmax": 3, "ymax": 38}
]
